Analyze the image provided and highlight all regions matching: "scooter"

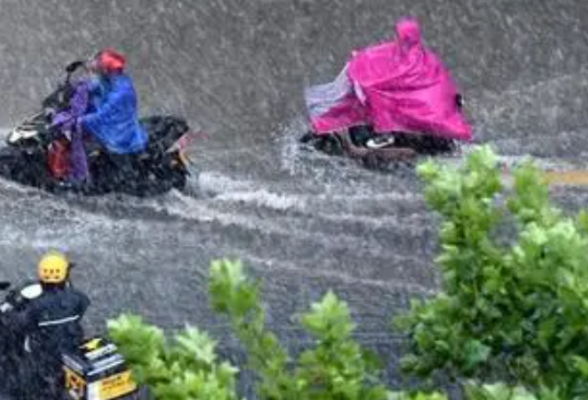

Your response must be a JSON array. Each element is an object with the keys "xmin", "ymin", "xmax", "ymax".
[
  {"xmin": 0, "ymin": 60, "xmax": 195, "ymax": 196},
  {"xmin": 0, "ymin": 278, "xmax": 143, "ymax": 400}
]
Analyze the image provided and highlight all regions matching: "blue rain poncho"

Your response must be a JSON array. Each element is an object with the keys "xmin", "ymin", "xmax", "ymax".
[{"xmin": 79, "ymin": 73, "xmax": 148, "ymax": 154}]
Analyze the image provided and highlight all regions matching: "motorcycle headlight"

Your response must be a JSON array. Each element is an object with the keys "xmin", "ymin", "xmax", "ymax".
[
  {"xmin": 7, "ymin": 129, "xmax": 20, "ymax": 144},
  {"xmin": 20, "ymin": 283, "xmax": 43, "ymax": 300},
  {"xmin": 7, "ymin": 127, "xmax": 39, "ymax": 145}
]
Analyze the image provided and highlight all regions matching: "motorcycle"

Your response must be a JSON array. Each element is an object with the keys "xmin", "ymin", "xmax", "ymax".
[
  {"xmin": 302, "ymin": 45, "xmax": 471, "ymax": 168},
  {"xmin": 300, "ymin": 95, "xmax": 465, "ymax": 169},
  {"xmin": 0, "ymin": 277, "xmax": 144, "ymax": 400},
  {"xmin": 299, "ymin": 125, "xmax": 458, "ymax": 166},
  {"xmin": 0, "ymin": 60, "xmax": 195, "ymax": 196}
]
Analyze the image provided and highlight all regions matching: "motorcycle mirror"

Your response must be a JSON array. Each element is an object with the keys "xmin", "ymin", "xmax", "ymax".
[
  {"xmin": 65, "ymin": 60, "xmax": 85, "ymax": 74},
  {"xmin": 0, "ymin": 281, "xmax": 11, "ymax": 291}
]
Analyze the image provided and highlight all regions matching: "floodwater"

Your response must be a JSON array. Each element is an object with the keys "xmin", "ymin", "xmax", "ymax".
[{"xmin": 0, "ymin": 0, "xmax": 587, "ymax": 395}]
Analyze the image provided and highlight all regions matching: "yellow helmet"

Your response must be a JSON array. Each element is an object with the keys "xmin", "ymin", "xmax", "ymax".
[{"xmin": 38, "ymin": 251, "xmax": 70, "ymax": 284}]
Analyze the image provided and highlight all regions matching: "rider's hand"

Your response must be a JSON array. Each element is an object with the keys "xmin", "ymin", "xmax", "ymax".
[{"xmin": 45, "ymin": 108, "xmax": 56, "ymax": 120}]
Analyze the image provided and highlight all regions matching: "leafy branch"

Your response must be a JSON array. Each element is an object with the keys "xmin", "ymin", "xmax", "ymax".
[{"xmin": 397, "ymin": 146, "xmax": 588, "ymax": 397}]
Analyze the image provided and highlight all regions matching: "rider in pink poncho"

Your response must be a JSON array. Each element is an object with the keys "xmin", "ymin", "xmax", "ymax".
[
  {"xmin": 304, "ymin": 17, "xmax": 472, "ymax": 156},
  {"xmin": 348, "ymin": 17, "xmax": 471, "ymax": 140}
]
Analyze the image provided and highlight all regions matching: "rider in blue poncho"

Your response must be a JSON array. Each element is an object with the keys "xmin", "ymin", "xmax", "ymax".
[
  {"xmin": 51, "ymin": 49, "xmax": 148, "ymax": 187},
  {"xmin": 79, "ymin": 49, "xmax": 148, "ymax": 155}
]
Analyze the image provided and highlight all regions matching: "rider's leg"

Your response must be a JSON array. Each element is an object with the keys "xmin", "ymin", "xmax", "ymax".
[
  {"xmin": 20, "ymin": 349, "xmax": 62, "ymax": 400},
  {"xmin": 69, "ymin": 123, "xmax": 91, "ymax": 184}
]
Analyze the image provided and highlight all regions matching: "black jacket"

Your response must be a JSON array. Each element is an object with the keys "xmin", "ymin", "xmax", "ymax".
[{"xmin": 20, "ymin": 286, "xmax": 90, "ymax": 356}]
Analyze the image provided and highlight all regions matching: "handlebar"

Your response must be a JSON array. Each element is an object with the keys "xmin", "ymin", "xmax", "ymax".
[
  {"xmin": 63, "ymin": 60, "xmax": 88, "ymax": 86},
  {"xmin": 40, "ymin": 60, "xmax": 89, "ymax": 114},
  {"xmin": 65, "ymin": 60, "xmax": 86, "ymax": 74}
]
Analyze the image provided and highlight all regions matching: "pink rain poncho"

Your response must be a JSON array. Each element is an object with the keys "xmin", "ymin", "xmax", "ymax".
[
  {"xmin": 305, "ymin": 18, "xmax": 472, "ymax": 141},
  {"xmin": 304, "ymin": 64, "xmax": 368, "ymax": 134}
]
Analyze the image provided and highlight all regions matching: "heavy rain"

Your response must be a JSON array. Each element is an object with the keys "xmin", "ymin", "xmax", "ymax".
[{"xmin": 0, "ymin": 0, "xmax": 587, "ymax": 399}]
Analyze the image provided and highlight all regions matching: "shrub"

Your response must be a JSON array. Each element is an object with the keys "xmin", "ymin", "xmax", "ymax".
[
  {"xmin": 209, "ymin": 259, "xmax": 389, "ymax": 400},
  {"xmin": 108, "ymin": 314, "xmax": 239, "ymax": 400},
  {"xmin": 396, "ymin": 146, "xmax": 588, "ymax": 397}
]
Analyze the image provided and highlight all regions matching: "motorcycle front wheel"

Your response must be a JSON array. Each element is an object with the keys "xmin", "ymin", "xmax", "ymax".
[{"xmin": 152, "ymin": 152, "xmax": 188, "ymax": 191}]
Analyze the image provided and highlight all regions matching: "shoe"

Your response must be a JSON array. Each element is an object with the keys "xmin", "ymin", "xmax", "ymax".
[
  {"xmin": 366, "ymin": 136, "xmax": 396, "ymax": 149},
  {"xmin": 55, "ymin": 178, "xmax": 91, "ymax": 193}
]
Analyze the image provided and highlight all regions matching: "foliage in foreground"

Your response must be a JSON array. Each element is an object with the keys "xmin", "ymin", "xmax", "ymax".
[
  {"xmin": 109, "ymin": 258, "xmax": 552, "ymax": 400},
  {"xmin": 209, "ymin": 259, "xmax": 389, "ymax": 400},
  {"xmin": 108, "ymin": 315, "xmax": 238, "ymax": 400},
  {"xmin": 397, "ymin": 146, "xmax": 588, "ymax": 397},
  {"xmin": 109, "ymin": 259, "xmax": 392, "ymax": 400}
]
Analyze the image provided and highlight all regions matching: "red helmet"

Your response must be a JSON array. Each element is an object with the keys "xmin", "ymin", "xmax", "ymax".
[{"xmin": 96, "ymin": 49, "xmax": 126, "ymax": 73}]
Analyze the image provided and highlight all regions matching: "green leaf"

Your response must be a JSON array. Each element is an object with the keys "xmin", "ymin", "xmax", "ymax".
[
  {"xmin": 398, "ymin": 147, "xmax": 588, "ymax": 397},
  {"xmin": 174, "ymin": 327, "xmax": 218, "ymax": 366},
  {"xmin": 465, "ymin": 382, "xmax": 539, "ymax": 400},
  {"xmin": 572, "ymin": 356, "xmax": 588, "ymax": 378},
  {"xmin": 108, "ymin": 312, "xmax": 239, "ymax": 400}
]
